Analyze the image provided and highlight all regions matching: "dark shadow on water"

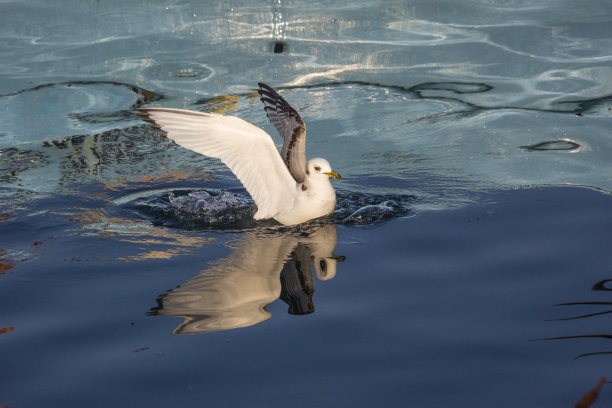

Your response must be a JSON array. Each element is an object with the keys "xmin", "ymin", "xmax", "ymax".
[
  {"xmin": 148, "ymin": 223, "xmax": 344, "ymax": 334},
  {"xmin": 519, "ymin": 140, "xmax": 581, "ymax": 152},
  {"xmin": 535, "ymin": 278, "xmax": 612, "ymax": 360},
  {"xmin": 249, "ymin": 80, "xmax": 612, "ymax": 116},
  {"xmin": 0, "ymin": 147, "xmax": 50, "ymax": 184},
  {"xmin": 4, "ymin": 78, "xmax": 610, "ymax": 124},
  {"xmin": 0, "ymin": 80, "xmax": 163, "ymax": 105}
]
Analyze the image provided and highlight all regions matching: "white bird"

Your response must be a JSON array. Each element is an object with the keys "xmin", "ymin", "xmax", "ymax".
[{"xmin": 136, "ymin": 83, "xmax": 341, "ymax": 225}]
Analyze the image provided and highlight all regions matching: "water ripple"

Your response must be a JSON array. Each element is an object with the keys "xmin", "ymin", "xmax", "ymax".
[
  {"xmin": 520, "ymin": 140, "xmax": 582, "ymax": 152},
  {"xmin": 114, "ymin": 187, "xmax": 415, "ymax": 230}
]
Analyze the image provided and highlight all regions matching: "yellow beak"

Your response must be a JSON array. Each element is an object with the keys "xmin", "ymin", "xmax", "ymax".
[{"xmin": 324, "ymin": 170, "xmax": 342, "ymax": 180}]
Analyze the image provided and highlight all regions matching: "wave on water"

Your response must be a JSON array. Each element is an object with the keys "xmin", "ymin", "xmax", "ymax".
[
  {"xmin": 167, "ymin": 190, "xmax": 257, "ymax": 227},
  {"xmin": 118, "ymin": 187, "xmax": 415, "ymax": 230}
]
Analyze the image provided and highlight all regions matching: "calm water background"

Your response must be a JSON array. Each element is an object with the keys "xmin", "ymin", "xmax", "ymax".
[{"xmin": 1, "ymin": 1, "xmax": 612, "ymax": 407}]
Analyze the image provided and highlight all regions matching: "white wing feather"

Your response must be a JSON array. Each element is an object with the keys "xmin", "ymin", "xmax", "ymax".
[{"xmin": 137, "ymin": 107, "xmax": 298, "ymax": 219}]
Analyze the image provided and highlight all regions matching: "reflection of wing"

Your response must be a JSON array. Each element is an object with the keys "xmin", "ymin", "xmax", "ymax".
[
  {"xmin": 258, "ymin": 83, "xmax": 307, "ymax": 183},
  {"xmin": 137, "ymin": 108, "xmax": 297, "ymax": 220},
  {"xmin": 280, "ymin": 243, "xmax": 315, "ymax": 315},
  {"xmin": 152, "ymin": 232, "xmax": 297, "ymax": 334},
  {"xmin": 151, "ymin": 224, "xmax": 344, "ymax": 334}
]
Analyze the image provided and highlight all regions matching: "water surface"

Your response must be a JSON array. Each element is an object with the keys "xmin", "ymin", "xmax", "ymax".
[{"xmin": 1, "ymin": 1, "xmax": 612, "ymax": 407}]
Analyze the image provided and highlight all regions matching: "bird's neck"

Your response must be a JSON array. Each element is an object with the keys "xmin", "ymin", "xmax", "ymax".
[{"xmin": 302, "ymin": 176, "xmax": 334, "ymax": 198}]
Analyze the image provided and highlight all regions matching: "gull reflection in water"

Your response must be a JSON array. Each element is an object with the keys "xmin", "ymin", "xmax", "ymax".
[{"xmin": 149, "ymin": 224, "xmax": 345, "ymax": 334}]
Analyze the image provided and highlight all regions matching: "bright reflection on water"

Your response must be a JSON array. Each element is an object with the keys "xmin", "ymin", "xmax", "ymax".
[
  {"xmin": 1, "ymin": 0, "xmax": 612, "ymax": 407},
  {"xmin": 151, "ymin": 224, "xmax": 343, "ymax": 334}
]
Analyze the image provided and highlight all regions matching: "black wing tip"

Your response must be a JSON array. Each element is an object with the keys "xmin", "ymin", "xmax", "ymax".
[
  {"xmin": 258, "ymin": 82, "xmax": 280, "ymax": 98},
  {"xmin": 260, "ymin": 95, "xmax": 278, "ymax": 106},
  {"xmin": 258, "ymin": 82, "xmax": 272, "ymax": 90},
  {"xmin": 257, "ymin": 84, "xmax": 296, "ymax": 110}
]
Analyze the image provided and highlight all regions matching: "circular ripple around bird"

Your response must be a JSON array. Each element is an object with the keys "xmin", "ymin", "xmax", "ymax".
[{"xmin": 114, "ymin": 187, "xmax": 416, "ymax": 230}]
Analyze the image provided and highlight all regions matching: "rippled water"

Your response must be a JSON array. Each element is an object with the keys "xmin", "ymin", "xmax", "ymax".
[{"xmin": 1, "ymin": 1, "xmax": 612, "ymax": 407}]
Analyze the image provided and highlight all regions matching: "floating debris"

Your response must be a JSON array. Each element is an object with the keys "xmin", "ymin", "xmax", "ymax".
[
  {"xmin": 574, "ymin": 377, "xmax": 605, "ymax": 408},
  {"xmin": 273, "ymin": 41, "xmax": 287, "ymax": 53}
]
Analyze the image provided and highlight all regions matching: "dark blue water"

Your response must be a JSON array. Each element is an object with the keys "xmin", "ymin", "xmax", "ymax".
[
  {"xmin": 1, "ymin": 186, "xmax": 611, "ymax": 407},
  {"xmin": 2, "ymin": 1, "xmax": 612, "ymax": 407}
]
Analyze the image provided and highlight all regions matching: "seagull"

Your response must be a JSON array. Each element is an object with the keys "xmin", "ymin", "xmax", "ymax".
[{"xmin": 136, "ymin": 83, "xmax": 341, "ymax": 225}]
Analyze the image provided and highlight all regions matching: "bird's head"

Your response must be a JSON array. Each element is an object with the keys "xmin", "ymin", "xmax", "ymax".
[{"xmin": 307, "ymin": 158, "xmax": 342, "ymax": 180}]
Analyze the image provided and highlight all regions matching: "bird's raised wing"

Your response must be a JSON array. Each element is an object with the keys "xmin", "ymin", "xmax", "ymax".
[
  {"xmin": 137, "ymin": 107, "xmax": 297, "ymax": 220},
  {"xmin": 258, "ymin": 83, "xmax": 307, "ymax": 183}
]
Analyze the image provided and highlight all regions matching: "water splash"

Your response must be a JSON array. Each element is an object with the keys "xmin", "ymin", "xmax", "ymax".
[
  {"xmin": 335, "ymin": 190, "xmax": 414, "ymax": 224},
  {"xmin": 168, "ymin": 190, "xmax": 256, "ymax": 226},
  {"xmin": 118, "ymin": 187, "xmax": 415, "ymax": 230}
]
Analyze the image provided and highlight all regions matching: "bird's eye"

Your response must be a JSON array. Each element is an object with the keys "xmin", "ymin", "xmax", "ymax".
[
  {"xmin": 314, "ymin": 166, "xmax": 321, "ymax": 171},
  {"xmin": 319, "ymin": 259, "xmax": 327, "ymax": 273}
]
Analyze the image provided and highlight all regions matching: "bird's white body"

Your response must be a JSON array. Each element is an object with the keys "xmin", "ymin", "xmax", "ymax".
[
  {"xmin": 137, "ymin": 84, "xmax": 341, "ymax": 225},
  {"xmin": 273, "ymin": 158, "xmax": 337, "ymax": 225}
]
